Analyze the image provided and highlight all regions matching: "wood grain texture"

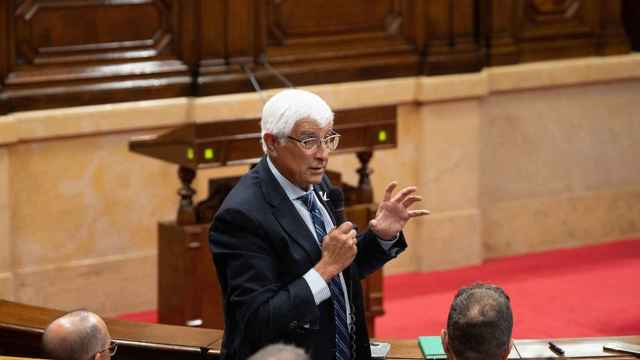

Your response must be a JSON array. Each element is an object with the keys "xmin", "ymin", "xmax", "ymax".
[{"xmin": 0, "ymin": 0, "xmax": 632, "ymax": 114}]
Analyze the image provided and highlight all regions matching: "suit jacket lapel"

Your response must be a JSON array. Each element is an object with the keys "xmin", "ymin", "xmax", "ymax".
[{"xmin": 256, "ymin": 157, "xmax": 322, "ymax": 262}]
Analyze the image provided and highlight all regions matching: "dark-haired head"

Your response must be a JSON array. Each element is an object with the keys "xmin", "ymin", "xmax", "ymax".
[{"xmin": 442, "ymin": 283, "xmax": 513, "ymax": 360}]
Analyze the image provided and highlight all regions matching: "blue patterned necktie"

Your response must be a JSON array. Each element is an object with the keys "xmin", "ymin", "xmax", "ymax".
[{"xmin": 300, "ymin": 191, "xmax": 352, "ymax": 360}]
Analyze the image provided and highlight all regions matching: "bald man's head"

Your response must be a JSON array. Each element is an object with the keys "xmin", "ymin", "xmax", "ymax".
[
  {"xmin": 248, "ymin": 343, "xmax": 310, "ymax": 360},
  {"xmin": 43, "ymin": 310, "xmax": 112, "ymax": 360}
]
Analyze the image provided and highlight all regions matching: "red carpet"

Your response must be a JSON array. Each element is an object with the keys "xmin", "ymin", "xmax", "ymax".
[
  {"xmin": 376, "ymin": 238, "xmax": 640, "ymax": 339},
  {"xmin": 118, "ymin": 238, "xmax": 640, "ymax": 339}
]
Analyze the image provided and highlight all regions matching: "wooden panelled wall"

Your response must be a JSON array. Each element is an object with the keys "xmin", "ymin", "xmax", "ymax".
[{"xmin": 0, "ymin": 0, "xmax": 633, "ymax": 114}]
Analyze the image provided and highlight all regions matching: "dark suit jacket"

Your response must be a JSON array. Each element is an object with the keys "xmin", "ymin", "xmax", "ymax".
[{"xmin": 209, "ymin": 157, "xmax": 407, "ymax": 360}]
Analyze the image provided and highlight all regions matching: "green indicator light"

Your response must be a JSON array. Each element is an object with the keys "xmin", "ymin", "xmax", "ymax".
[
  {"xmin": 204, "ymin": 148, "xmax": 215, "ymax": 160},
  {"xmin": 378, "ymin": 130, "xmax": 388, "ymax": 142},
  {"xmin": 186, "ymin": 147, "xmax": 194, "ymax": 160}
]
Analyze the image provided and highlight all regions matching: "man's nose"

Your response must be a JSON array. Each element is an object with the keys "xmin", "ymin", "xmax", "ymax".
[{"xmin": 314, "ymin": 142, "xmax": 330, "ymax": 159}]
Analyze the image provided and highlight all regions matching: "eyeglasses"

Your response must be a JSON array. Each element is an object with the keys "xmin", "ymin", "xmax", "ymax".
[
  {"xmin": 91, "ymin": 340, "xmax": 117, "ymax": 359},
  {"xmin": 287, "ymin": 131, "xmax": 341, "ymax": 152}
]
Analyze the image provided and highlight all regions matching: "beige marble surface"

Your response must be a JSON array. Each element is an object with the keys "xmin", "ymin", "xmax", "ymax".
[
  {"xmin": 0, "ymin": 116, "xmax": 17, "ymax": 145},
  {"xmin": 10, "ymin": 131, "xmax": 177, "ymax": 269},
  {"xmin": 8, "ymin": 98, "xmax": 190, "ymax": 142},
  {"xmin": 489, "ymin": 54, "xmax": 640, "ymax": 93},
  {"xmin": 419, "ymin": 100, "xmax": 480, "ymax": 212},
  {"xmin": 15, "ymin": 251, "xmax": 156, "ymax": 316},
  {"xmin": 0, "ymin": 149, "xmax": 10, "ymax": 275},
  {"xmin": 481, "ymin": 81, "xmax": 640, "ymax": 203},
  {"xmin": 484, "ymin": 187, "xmax": 640, "ymax": 257},
  {"xmin": 0, "ymin": 273, "xmax": 12, "ymax": 300},
  {"xmin": 416, "ymin": 210, "xmax": 483, "ymax": 271},
  {"xmin": 417, "ymin": 73, "xmax": 488, "ymax": 103}
]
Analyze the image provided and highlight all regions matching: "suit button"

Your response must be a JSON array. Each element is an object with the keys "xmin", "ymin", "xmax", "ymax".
[{"xmin": 288, "ymin": 321, "xmax": 298, "ymax": 329}]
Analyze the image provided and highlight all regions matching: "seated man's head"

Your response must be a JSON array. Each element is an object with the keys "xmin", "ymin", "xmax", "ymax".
[
  {"xmin": 43, "ymin": 310, "xmax": 116, "ymax": 360},
  {"xmin": 442, "ymin": 283, "xmax": 513, "ymax": 360},
  {"xmin": 261, "ymin": 89, "xmax": 337, "ymax": 190}
]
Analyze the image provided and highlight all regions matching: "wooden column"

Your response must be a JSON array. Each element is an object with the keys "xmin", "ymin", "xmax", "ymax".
[
  {"xmin": 422, "ymin": 0, "xmax": 484, "ymax": 75},
  {"xmin": 197, "ymin": 0, "xmax": 266, "ymax": 95},
  {"xmin": 596, "ymin": 0, "xmax": 631, "ymax": 55},
  {"xmin": 484, "ymin": 0, "xmax": 519, "ymax": 66},
  {"xmin": 623, "ymin": 0, "xmax": 640, "ymax": 51},
  {"xmin": 0, "ymin": 1, "xmax": 12, "ymax": 114}
]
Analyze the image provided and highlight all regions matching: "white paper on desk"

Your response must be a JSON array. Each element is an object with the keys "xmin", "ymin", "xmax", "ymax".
[{"xmin": 514, "ymin": 339, "xmax": 617, "ymax": 358}]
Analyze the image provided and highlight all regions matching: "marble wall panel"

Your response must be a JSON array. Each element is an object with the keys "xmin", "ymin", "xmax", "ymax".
[
  {"xmin": 416, "ymin": 210, "xmax": 482, "ymax": 271},
  {"xmin": 481, "ymin": 81, "xmax": 640, "ymax": 204},
  {"xmin": 10, "ymin": 131, "xmax": 177, "ymax": 270},
  {"xmin": 0, "ymin": 148, "xmax": 10, "ymax": 276},
  {"xmin": 484, "ymin": 187, "xmax": 640, "ymax": 258},
  {"xmin": 0, "ymin": 274, "xmax": 12, "ymax": 300},
  {"xmin": 15, "ymin": 252, "xmax": 156, "ymax": 316},
  {"xmin": 419, "ymin": 100, "xmax": 481, "ymax": 213}
]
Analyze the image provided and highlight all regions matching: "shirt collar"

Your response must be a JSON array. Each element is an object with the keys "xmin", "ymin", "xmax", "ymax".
[{"xmin": 267, "ymin": 156, "xmax": 312, "ymax": 201}]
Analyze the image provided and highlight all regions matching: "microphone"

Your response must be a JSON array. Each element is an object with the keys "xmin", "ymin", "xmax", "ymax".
[
  {"xmin": 327, "ymin": 187, "xmax": 346, "ymax": 225},
  {"xmin": 328, "ymin": 187, "xmax": 357, "ymax": 329}
]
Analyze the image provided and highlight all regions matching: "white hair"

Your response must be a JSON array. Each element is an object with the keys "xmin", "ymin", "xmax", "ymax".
[{"xmin": 260, "ymin": 89, "xmax": 334, "ymax": 152}]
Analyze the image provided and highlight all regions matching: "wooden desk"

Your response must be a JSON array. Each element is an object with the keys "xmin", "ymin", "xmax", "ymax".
[
  {"xmin": 2, "ymin": 299, "xmax": 639, "ymax": 360},
  {"xmin": 383, "ymin": 337, "xmax": 640, "ymax": 359},
  {"xmin": 0, "ymin": 300, "xmax": 222, "ymax": 360}
]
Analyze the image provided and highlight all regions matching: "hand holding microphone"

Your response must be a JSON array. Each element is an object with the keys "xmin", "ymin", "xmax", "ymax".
[{"xmin": 314, "ymin": 221, "xmax": 357, "ymax": 281}]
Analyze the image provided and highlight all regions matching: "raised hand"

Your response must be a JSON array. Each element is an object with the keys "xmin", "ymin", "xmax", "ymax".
[
  {"xmin": 314, "ymin": 222, "xmax": 358, "ymax": 281},
  {"xmin": 369, "ymin": 181, "xmax": 430, "ymax": 240}
]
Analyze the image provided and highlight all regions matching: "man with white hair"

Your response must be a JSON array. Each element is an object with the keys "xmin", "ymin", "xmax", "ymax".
[
  {"xmin": 42, "ymin": 310, "xmax": 117, "ymax": 360},
  {"xmin": 209, "ymin": 89, "xmax": 429, "ymax": 360}
]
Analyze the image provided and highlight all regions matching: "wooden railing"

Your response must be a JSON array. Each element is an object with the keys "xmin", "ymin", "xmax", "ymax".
[
  {"xmin": 0, "ymin": 300, "xmax": 222, "ymax": 360},
  {"xmin": 2, "ymin": 300, "xmax": 639, "ymax": 360}
]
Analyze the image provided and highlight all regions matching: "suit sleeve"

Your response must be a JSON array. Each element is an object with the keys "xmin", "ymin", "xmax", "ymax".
[
  {"xmin": 317, "ymin": 175, "xmax": 408, "ymax": 281},
  {"xmin": 210, "ymin": 207, "xmax": 319, "ymax": 345},
  {"xmin": 353, "ymin": 229, "xmax": 407, "ymax": 279}
]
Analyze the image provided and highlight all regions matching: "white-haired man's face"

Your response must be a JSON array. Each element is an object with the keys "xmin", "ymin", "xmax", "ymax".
[{"xmin": 266, "ymin": 119, "xmax": 333, "ymax": 190}]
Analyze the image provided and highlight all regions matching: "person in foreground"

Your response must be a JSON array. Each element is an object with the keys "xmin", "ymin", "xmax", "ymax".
[
  {"xmin": 249, "ymin": 343, "xmax": 311, "ymax": 360},
  {"xmin": 42, "ymin": 310, "xmax": 117, "ymax": 360},
  {"xmin": 441, "ymin": 283, "xmax": 514, "ymax": 360},
  {"xmin": 209, "ymin": 89, "xmax": 429, "ymax": 360}
]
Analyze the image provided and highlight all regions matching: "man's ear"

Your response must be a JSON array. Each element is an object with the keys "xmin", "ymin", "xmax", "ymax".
[
  {"xmin": 263, "ymin": 133, "xmax": 278, "ymax": 155},
  {"xmin": 501, "ymin": 338, "xmax": 514, "ymax": 360},
  {"xmin": 441, "ymin": 329, "xmax": 449, "ymax": 354}
]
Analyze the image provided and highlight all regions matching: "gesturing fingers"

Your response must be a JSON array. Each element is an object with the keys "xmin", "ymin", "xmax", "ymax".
[
  {"xmin": 383, "ymin": 181, "xmax": 398, "ymax": 202},
  {"xmin": 391, "ymin": 186, "xmax": 417, "ymax": 204},
  {"xmin": 408, "ymin": 209, "xmax": 431, "ymax": 218},
  {"xmin": 402, "ymin": 195, "xmax": 423, "ymax": 208}
]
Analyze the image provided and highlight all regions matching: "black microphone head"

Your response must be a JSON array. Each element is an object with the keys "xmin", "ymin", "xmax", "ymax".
[
  {"xmin": 327, "ymin": 187, "xmax": 344, "ymax": 208},
  {"xmin": 327, "ymin": 187, "xmax": 346, "ymax": 225}
]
